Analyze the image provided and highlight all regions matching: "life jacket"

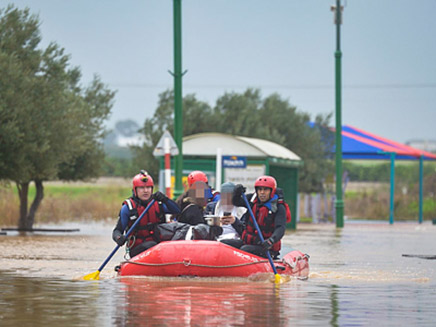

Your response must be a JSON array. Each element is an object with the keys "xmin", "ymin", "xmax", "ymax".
[
  {"xmin": 241, "ymin": 195, "xmax": 282, "ymax": 252},
  {"xmin": 123, "ymin": 198, "xmax": 164, "ymax": 248},
  {"xmin": 277, "ymin": 198, "xmax": 292, "ymax": 224},
  {"xmin": 275, "ymin": 187, "xmax": 292, "ymax": 224}
]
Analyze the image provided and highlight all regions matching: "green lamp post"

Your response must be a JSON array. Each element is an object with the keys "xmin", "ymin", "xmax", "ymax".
[
  {"xmin": 171, "ymin": 0, "xmax": 185, "ymax": 199},
  {"xmin": 332, "ymin": 0, "xmax": 344, "ymax": 227}
]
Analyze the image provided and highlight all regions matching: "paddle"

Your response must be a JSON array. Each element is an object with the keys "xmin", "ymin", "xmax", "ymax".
[
  {"xmin": 81, "ymin": 199, "xmax": 156, "ymax": 280},
  {"xmin": 242, "ymin": 193, "xmax": 282, "ymax": 284}
]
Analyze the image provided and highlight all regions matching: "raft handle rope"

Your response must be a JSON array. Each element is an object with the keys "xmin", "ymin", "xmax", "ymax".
[
  {"xmin": 183, "ymin": 259, "xmax": 191, "ymax": 267},
  {"xmin": 120, "ymin": 259, "xmax": 270, "ymax": 269},
  {"xmin": 121, "ymin": 254, "xmax": 310, "ymax": 269}
]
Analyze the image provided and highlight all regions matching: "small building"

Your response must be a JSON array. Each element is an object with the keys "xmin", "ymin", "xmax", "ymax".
[{"xmin": 160, "ymin": 133, "xmax": 303, "ymax": 229}]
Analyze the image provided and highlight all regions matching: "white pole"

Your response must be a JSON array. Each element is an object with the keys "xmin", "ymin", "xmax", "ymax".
[
  {"xmin": 215, "ymin": 148, "xmax": 222, "ymax": 191},
  {"xmin": 164, "ymin": 137, "xmax": 171, "ymax": 197}
]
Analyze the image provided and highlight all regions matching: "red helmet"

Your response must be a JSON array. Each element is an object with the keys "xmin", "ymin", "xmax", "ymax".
[
  {"xmin": 132, "ymin": 171, "xmax": 154, "ymax": 196},
  {"xmin": 187, "ymin": 170, "xmax": 208, "ymax": 187},
  {"xmin": 254, "ymin": 175, "xmax": 277, "ymax": 198}
]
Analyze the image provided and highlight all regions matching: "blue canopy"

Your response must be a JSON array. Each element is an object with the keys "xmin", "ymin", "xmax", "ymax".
[
  {"xmin": 340, "ymin": 125, "xmax": 436, "ymax": 161},
  {"xmin": 310, "ymin": 122, "xmax": 436, "ymax": 160},
  {"xmin": 310, "ymin": 122, "xmax": 435, "ymax": 224}
]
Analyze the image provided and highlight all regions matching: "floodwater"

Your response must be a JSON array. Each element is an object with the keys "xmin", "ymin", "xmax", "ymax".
[{"xmin": 1, "ymin": 221, "xmax": 436, "ymax": 327}]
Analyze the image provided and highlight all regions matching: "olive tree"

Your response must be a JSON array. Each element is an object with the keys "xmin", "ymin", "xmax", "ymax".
[{"xmin": 0, "ymin": 6, "xmax": 115, "ymax": 229}]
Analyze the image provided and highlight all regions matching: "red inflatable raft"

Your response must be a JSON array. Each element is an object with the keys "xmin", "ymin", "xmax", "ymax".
[{"xmin": 117, "ymin": 240, "xmax": 309, "ymax": 278}]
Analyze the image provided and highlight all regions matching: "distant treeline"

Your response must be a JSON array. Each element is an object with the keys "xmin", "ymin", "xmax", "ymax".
[
  {"xmin": 103, "ymin": 156, "xmax": 138, "ymax": 178},
  {"xmin": 343, "ymin": 161, "xmax": 436, "ymax": 185}
]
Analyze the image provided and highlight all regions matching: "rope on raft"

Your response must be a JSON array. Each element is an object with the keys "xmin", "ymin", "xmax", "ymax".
[
  {"xmin": 121, "ymin": 254, "xmax": 309, "ymax": 269},
  {"xmin": 120, "ymin": 259, "xmax": 270, "ymax": 268}
]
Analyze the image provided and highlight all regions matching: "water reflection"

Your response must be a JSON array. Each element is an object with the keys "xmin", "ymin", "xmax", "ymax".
[
  {"xmin": 329, "ymin": 285, "xmax": 339, "ymax": 327},
  {"xmin": 0, "ymin": 271, "xmax": 105, "ymax": 326},
  {"xmin": 115, "ymin": 278, "xmax": 288, "ymax": 327}
]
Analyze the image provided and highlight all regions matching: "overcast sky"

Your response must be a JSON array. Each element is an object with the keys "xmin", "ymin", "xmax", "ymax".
[{"xmin": 4, "ymin": 0, "xmax": 436, "ymax": 144}]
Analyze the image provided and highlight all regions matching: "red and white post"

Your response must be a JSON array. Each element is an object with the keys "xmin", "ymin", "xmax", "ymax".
[{"xmin": 164, "ymin": 137, "xmax": 172, "ymax": 197}]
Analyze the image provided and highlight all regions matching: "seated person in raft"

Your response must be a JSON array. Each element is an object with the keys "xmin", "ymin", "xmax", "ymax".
[
  {"xmin": 112, "ymin": 171, "xmax": 180, "ymax": 258},
  {"xmin": 230, "ymin": 175, "xmax": 288, "ymax": 259},
  {"xmin": 204, "ymin": 182, "xmax": 246, "ymax": 244},
  {"xmin": 176, "ymin": 179, "xmax": 210, "ymax": 225}
]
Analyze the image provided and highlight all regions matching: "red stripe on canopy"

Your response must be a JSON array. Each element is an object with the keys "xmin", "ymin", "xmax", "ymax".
[
  {"xmin": 346, "ymin": 125, "xmax": 436, "ymax": 159},
  {"xmin": 342, "ymin": 131, "xmax": 414, "ymax": 156}
]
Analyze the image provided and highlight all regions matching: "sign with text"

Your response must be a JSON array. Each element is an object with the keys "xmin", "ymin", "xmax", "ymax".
[
  {"xmin": 222, "ymin": 156, "xmax": 247, "ymax": 168},
  {"xmin": 224, "ymin": 165, "xmax": 266, "ymax": 193}
]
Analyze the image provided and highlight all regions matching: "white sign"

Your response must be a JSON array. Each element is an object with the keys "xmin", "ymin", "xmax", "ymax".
[
  {"xmin": 224, "ymin": 165, "xmax": 265, "ymax": 193},
  {"xmin": 153, "ymin": 130, "xmax": 179, "ymax": 156}
]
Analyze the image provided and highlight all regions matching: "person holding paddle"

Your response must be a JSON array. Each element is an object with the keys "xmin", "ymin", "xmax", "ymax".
[
  {"xmin": 112, "ymin": 170, "xmax": 180, "ymax": 258},
  {"xmin": 231, "ymin": 175, "xmax": 289, "ymax": 259}
]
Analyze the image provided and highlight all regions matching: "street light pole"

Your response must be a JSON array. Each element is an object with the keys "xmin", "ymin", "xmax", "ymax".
[
  {"xmin": 172, "ymin": 0, "xmax": 184, "ymax": 199},
  {"xmin": 332, "ymin": 0, "xmax": 344, "ymax": 227}
]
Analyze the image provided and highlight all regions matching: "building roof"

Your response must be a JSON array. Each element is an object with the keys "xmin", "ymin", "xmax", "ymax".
[{"xmin": 183, "ymin": 133, "xmax": 301, "ymax": 161}]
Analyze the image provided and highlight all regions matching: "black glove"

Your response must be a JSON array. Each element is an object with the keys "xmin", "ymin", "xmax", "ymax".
[
  {"xmin": 115, "ymin": 234, "xmax": 126, "ymax": 246},
  {"xmin": 153, "ymin": 191, "xmax": 168, "ymax": 202},
  {"xmin": 261, "ymin": 237, "xmax": 275, "ymax": 250},
  {"xmin": 234, "ymin": 184, "xmax": 246, "ymax": 197}
]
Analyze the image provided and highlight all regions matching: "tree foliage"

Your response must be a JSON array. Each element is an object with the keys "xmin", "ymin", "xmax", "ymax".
[
  {"xmin": 133, "ymin": 88, "xmax": 332, "ymax": 193},
  {"xmin": 344, "ymin": 161, "xmax": 436, "ymax": 185},
  {"xmin": 0, "ymin": 6, "xmax": 115, "ymax": 228}
]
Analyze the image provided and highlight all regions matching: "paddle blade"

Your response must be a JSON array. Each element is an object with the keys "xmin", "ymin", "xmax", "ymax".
[
  {"xmin": 274, "ymin": 273, "xmax": 282, "ymax": 284},
  {"xmin": 81, "ymin": 270, "xmax": 100, "ymax": 281}
]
